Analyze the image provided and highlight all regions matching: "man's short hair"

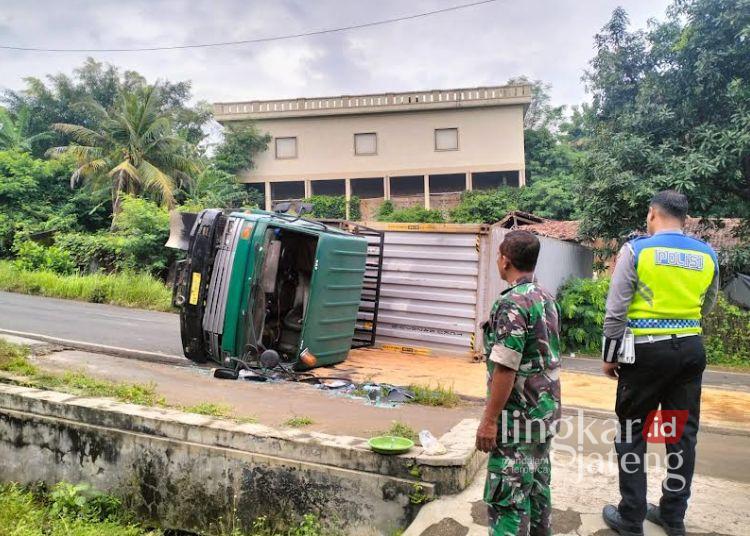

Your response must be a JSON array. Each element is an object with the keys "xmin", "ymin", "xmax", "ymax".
[
  {"xmin": 500, "ymin": 230, "xmax": 540, "ymax": 272},
  {"xmin": 650, "ymin": 190, "xmax": 689, "ymax": 221}
]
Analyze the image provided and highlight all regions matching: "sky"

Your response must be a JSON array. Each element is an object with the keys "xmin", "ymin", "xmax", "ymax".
[{"xmin": 0, "ymin": 0, "xmax": 672, "ymax": 108}]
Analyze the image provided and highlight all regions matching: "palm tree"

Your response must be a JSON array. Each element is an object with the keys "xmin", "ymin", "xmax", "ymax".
[
  {"xmin": 0, "ymin": 106, "xmax": 53, "ymax": 152},
  {"xmin": 49, "ymin": 85, "xmax": 199, "ymax": 220}
]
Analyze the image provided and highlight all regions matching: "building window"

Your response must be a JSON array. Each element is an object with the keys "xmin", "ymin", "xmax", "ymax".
[
  {"xmin": 270, "ymin": 180, "xmax": 305, "ymax": 201},
  {"xmin": 354, "ymin": 132, "xmax": 377, "ymax": 155},
  {"xmin": 275, "ymin": 137, "xmax": 297, "ymax": 159},
  {"xmin": 473, "ymin": 171, "xmax": 520, "ymax": 190},
  {"xmin": 435, "ymin": 128, "xmax": 459, "ymax": 151}
]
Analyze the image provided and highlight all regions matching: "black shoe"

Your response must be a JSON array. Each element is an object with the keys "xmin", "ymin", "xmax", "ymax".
[
  {"xmin": 602, "ymin": 505, "xmax": 644, "ymax": 536},
  {"xmin": 646, "ymin": 504, "xmax": 686, "ymax": 536}
]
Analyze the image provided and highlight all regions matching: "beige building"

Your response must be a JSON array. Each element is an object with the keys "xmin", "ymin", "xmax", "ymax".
[{"xmin": 213, "ymin": 84, "xmax": 531, "ymax": 218}]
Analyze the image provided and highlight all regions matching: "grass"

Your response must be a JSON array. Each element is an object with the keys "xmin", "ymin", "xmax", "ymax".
[
  {"xmin": 408, "ymin": 383, "xmax": 461, "ymax": 408},
  {"xmin": 284, "ymin": 416, "xmax": 314, "ymax": 428},
  {"xmin": 0, "ymin": 339, "xmax": 165, "ymax": 406},
  {"xmin": 183, "ymin": 402, "xmax": 232, "ymax": 418},
  {"xmin": 0, "ymin": 482, "xmax": 158, "ymax": 536},
  {"xmin": 379, "ymin": 421, "xmax": 418, "ymax": 441},
  {"xmin": 0, "ymin": 260, "xmax": 173, "ymax": 311}
]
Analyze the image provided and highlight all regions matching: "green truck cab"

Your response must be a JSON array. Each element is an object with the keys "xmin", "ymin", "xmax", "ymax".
[{"xmin": 168, "ymin": 208, "xmax": 382, "ymax": 370}]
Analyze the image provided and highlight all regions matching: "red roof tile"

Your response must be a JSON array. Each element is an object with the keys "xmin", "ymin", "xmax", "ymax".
[
  {"xmin": 519, "ymin": 217, "xmax": 745, "ymax": 251},
  {"xmin": 522, "ymin": 220, "xmax": 582, "ymax": 242}
]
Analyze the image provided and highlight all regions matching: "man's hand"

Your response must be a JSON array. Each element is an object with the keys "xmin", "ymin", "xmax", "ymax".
[
  {"xmin": 476, "ymin": 419, "xmax": 498, "ymax": 453},
  {"xmin": 602, "ymin": 361, "xmax": 620, "ymax": 379}
]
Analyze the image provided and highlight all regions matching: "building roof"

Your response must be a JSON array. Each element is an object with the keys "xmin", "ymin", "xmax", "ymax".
[
  {"xmin": 519, "ymin": 216, "xmax": 745, "ymax": 251},
  {"xmin": 523, "ymin": 220, "xmax": 582, "ymax": 242},
  {"xmin": 496, "ymin": 210, "xmax": 547, "ymax": 228},
  {"xmin": 213, "ymin": 84, "xmax": 532, "ymax": 122},
  {"xmin": 684, "ymin": 217, "xmax": 745, "ymax": 251}
]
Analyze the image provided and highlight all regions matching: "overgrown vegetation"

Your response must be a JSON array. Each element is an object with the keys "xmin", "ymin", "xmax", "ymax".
[
  {"xmin": 305, "ymin": 195, "xmax": 361, "ymax": 220},
  {"xmin": 557, "ymin": 278, "xmax": 750, "ymax": 368},
  {"xmin": 408, "ymin": 383, "xmax": 461, "ymax": 408},
  {"xmin": 703, "ymin": 295, "xmax": 750, "ymax": 367},
  {"xmin": 0, "ymin": 261, "xmax": 173, "ymax": 311},
  {"xmin": 557, "ymin": 277, "xmax": 609, "ymax": 354},
  {"xmin": 376, "ymin": 200, "xmax": 445, "ymax": 223},
  {"xmin": 0, "ymin": 481, "xmax": 336, "ymax": 536},
  {"xmin": 0, "ymin": 482, "xmax": 158, "ymax": 536}
]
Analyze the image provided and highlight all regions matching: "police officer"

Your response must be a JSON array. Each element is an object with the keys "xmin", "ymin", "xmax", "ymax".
[
  {"xmin": 601, "ymin": 191, "xmax": 719, "ymax": 536},
  {"xmin": 475, "ymin": 230, "xmax": 562, "ymax": 536}
]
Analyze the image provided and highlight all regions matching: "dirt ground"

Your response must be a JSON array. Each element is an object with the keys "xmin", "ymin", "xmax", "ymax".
[
  {"xmin": 333, "ymin": 348, "xmax": 750, "ymax": 431},
  {"xmin": 30, "ymin": 350, "xmax": 482, "ymax": 438}
]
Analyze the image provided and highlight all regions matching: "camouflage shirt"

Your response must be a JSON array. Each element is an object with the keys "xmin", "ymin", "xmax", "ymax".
[{"xmin": 483, "ymin": 276, "xmax": 562, "ymax": 443}]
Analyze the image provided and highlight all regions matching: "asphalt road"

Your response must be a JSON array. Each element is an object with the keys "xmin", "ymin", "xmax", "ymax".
[
  {"xmin": 1, "ymin": 291, "xmax": 747, "ymax": 391},
  {"xmin": 0, "ymin": 291, "xmax": 183, "ymax": 356}
]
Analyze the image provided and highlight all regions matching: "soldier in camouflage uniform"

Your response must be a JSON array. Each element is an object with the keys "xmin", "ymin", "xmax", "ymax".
[{"xmin": 475, "ymin": 230, "xmax": 562, "ymax": 536}]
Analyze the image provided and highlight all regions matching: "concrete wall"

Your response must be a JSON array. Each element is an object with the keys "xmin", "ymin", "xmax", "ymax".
[
  {"xmin": 241, "ymin": 106, "xmax": 526, "ymax": 183},
  {"xmin": 0, "ymin": 383, "xmax": 481, "ymax": 535}
]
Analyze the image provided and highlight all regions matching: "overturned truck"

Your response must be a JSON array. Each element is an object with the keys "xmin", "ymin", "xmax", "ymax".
[{"xmin": 167, "ymin": 207, "xmax": 383, "ymax": 370}]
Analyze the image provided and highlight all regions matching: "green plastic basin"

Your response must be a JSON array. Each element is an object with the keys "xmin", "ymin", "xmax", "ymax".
[{"xmin": 368, "ymin": 436, "xmax": 414, "ymax": 455}]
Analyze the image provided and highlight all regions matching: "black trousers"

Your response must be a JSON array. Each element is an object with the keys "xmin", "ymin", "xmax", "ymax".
[{"xmin": 614, "ymin": 335, "xmax": 706, "ymax": 526}]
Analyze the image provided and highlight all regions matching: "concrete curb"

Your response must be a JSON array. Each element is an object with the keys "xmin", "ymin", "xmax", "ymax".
[
  {"xmin": 0, "ymin": 328, "xmax": 190, "ymax": 368},
  {"xmin": 0, "ymin": 381, "xmax": 480, "ymax": 494},
  {"xmin": 1, "ymin": 329, "xmax": 748, "ymax": 438}
]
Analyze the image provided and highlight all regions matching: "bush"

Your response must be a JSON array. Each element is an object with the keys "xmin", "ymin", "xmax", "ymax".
[
  {"xmin": 0, "ymin": 260, "xmax": 172, "ymax": 311},
  {"xmin": 376, "ymin": 201, "xmax": 445, "ymax": 223},
  {"xmin": 557, "ymin": 277, "xmax": 609, "ymax": 353},
  {"xmin": 451, "ymin": 188, "xmax": 522, "ymax": 223},
  {"xmin": 13, "ymin": 239, "xmax": 75, "ymax": 275},
  {"xmin": 55, "ymin": 232, "xmax": 126, "ymax": 273},
  {"xmin": 113, "ymin": 195, "xmax": 175, "ymax": 275},
  {"xmin": 0, "ymin": 149, "xmax": 107, "ymax": 257},
  {"xmin": 56, "ymin": 195, "xmax": 177, "ymax": 276},
  {"xmin": 703, "ymin": 295, "xmax": 750, "ymax": 366},
  {"xmin": 305, "ymin": 195, "xmax": 361, "ymax": 220},
  {"xmin": 558, "ymin": 278, "xmax": 750, "ymax": 367}
]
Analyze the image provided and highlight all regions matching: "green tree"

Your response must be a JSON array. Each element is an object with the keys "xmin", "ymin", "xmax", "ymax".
[
  {"xmin": 1, "ymin": 58, "xmax": 210, "ymax": 156},
  {"xmin": 212, "ymin": 124, "xmax": 271, "ymax": 175},
  {"xmin": 0, "ymin": 107, "xmax": 53, "ymax": 152},
  {"xmin": 182, "ymin": 168, "xmax": 258, "ymax": 210},
  {"xmin": 578, "ymin": 1, "xmax": 750, "ymax": 242},
  {"xmin": 50, "ymin": 86, "xmax": 200, "ymax": 220},
  {"xmin": 519, "ymin": 176, "xmax": 580, "ymax": 220}
]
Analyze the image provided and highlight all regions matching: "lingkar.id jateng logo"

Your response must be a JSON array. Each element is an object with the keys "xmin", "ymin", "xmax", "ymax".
[{"xmin": 643, "ymin": 410, "xmax": 689, "ymax": 444}]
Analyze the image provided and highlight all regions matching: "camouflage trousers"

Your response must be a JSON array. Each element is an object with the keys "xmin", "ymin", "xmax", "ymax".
[{"xmin": 484, "ymin": 439, "xmax": 552, "ymax": 536}]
